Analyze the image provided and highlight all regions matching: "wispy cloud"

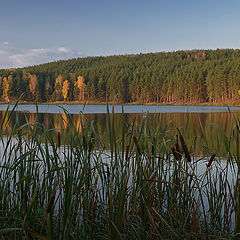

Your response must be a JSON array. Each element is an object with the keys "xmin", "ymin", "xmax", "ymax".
[{"xmin": 0, "ymin": 42, "xmax": 83, "ymax": 69}]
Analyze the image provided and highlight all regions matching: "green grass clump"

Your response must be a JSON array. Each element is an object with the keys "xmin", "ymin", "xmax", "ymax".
[{"xmin": 0, "ymin": 104, "xmax": 240, "ymax": 239}]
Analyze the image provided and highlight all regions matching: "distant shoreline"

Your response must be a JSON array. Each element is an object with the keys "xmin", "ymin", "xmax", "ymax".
[{"xmin": 0, "ymin": 100, "xmax": 240, "ymax": 107}]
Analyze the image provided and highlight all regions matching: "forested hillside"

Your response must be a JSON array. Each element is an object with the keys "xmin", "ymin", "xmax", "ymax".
[{"xmin": 1, "ymin": 49, "xmax": 240, "ymax": 104}]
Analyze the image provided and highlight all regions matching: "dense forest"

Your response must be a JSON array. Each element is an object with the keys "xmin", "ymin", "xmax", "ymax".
[{"xmin": 1, "ymin": 49, "xmax": 240, "ymax": 104}]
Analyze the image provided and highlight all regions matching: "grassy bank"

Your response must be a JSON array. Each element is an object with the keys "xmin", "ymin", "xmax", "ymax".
[{"xmin": 0, "ymin": 105, "xmax": 240, "ymax": 239}]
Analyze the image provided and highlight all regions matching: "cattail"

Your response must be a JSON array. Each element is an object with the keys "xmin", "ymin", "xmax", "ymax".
[
  {"xmin": 177, "ymin": 128, "xmax": 191, "ymax": 162},
  {"xmin": 125, "ymin": 145, "xmax": 129, "ymax": 160},
  {"xmin": 172, "ymin": 147, "xmax": 181, "ymax": 161},
  {"xmin": 133, "ymin": 135, "xmax": 141, "ymax": 155},
  {"xmin": 57, "ymin": 132, "xmax": 61, "ymax": 148},
  {"xmin": 175, "ymin": 143, "xmax": 182, "ymax": 160},
  {"xmin": 46, "ymin": 193, "xmax": 56, "ymax": 213},
  {"xmin": 207, "ymin": 153, "xmax": 216, "ymax": 168}
]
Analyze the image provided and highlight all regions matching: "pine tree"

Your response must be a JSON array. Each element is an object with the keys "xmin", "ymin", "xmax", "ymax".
[{"xmin": 54, "ymin": 74, "xmax": 62, "ymax": 101}]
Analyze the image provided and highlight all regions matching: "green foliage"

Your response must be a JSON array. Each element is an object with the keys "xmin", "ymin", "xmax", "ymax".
[{"xmin": 1, "ymin": 49, "xmax": 240, "ymax": 103}]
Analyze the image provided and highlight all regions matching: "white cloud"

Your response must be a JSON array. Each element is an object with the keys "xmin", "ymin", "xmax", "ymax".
[
  {"xmin": 57, "ymin": 47, "xmax": 70, "ymax": 53},
  {"xmin": 0, "ymin": 42, "xmax": 83, "ymax": 69}
]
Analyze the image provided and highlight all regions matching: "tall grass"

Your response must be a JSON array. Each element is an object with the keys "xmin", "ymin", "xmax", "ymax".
[{"xmin": 0, "ymin": 104, "xmax": 240, "ymax": 239}]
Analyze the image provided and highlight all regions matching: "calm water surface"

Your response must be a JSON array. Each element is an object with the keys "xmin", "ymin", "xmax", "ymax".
[
  {"xmin": 1, "ymin": 104, "xmax": 240, "ymax": 156},
  {"xmin": 1, "ymin": 105, "xmax": 237, "ymax": 229},
  {"xmin": 0, "ymin": 104, "xmax": 240, "ymax": 114}
]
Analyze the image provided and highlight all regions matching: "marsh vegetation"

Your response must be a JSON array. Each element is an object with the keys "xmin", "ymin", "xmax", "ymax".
[{"xmin": 0, "ymin": 104, "xmax": 240, "ymax": 239}]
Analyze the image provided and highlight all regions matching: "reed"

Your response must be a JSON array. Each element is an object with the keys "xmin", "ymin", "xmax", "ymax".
[{"xmin": 0, "ymin": 104, "xmax": 239, "ymax": 239}]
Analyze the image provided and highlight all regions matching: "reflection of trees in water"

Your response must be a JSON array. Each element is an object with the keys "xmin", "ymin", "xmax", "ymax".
[
  {"xmin": 61, "ymin": 114, "xmax": 68, "ymax": 129},
  {"xmin": 0, "ymin": 111, "xmax": 8, "ymax": 132},
  {"xmin": 74, "ymin": 114, "xmax": 84, "ymax": 132},
  {"xmin": 53, "ymin": 114, "xmax": 61, "ymax": 131},
  {"xmin": 0, "ymin": 111, "xmax": 239, "ymax": 155},
  {"xmin": 51, "ymin": 113, "xmax": 85, "ymax": 132},
  {"xmin": 75, "ymin": 114, "xmax": 81, "ymax": 132},
  {"xmin": 28, "ymin": 113, "xmax": 35, "ymax": 129},
  {"xmin": 44, "ymin": 113, "xmax": 50, "ymax": 129}
]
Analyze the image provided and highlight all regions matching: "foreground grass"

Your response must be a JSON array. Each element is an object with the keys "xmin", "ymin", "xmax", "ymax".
[{"xmin": 0, "ymin": 105, "xmax": 240, "ymax": 239}]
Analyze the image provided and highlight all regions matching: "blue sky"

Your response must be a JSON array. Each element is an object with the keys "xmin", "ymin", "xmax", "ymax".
[{"xmin": 0, "ymin": 0, "xmax": 240, "ymax": 68}]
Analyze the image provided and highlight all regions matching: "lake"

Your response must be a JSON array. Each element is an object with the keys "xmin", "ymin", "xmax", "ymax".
[
  {"xmin": 1, "ymin": 104, "xmax": 239, "ymax": 235},
  {"xmin": 0, "ymin": 103, "xmax": 240, "ymax": 114},
  {"xmin": 0, "ymin": 104, "xmax": 239, "ymax": 156}
]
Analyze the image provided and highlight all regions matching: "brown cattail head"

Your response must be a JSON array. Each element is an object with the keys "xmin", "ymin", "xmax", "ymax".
[
  {"xmin": 57, "ymin": 132, "xmax": 61, "ymax": 148},
  {"xmin": 175, "ymin": 144, "xmax": 182, "ymax": 161},
  {"xmin": 172, "ymin": 147, "xmax": 181, "ymax": 161},
  {"xmin": 133, "ymin": 135, "xmax": 141, "ymax": 155},
  {"xmin": 207, "ymin": 153, "xmax": 216, "ymax": 168},
  {"xmin": 46, "ymin": 193, "xmax": 56, "ymax": 213},
  {"xmin": 177, "ymin": 128, "xmax": 191, "ymax": 162}
]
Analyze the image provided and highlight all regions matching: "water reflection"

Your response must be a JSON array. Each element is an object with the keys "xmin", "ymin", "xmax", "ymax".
[{"xmin": 0, "ymin": 111, "xmax": 238, "ymax": 156}]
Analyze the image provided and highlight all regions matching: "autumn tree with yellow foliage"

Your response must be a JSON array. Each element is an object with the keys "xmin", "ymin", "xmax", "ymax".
[
  {"xmin": 75, "ymin": 76, "xmax": 86, "ymax": 101},
  {"xmin": 2, "ymin": 77, "xmax": 10, "ymax": 102},
  {"xmin": 62, "ymin": 80, "xmax": 70, "ymax": 101},
  {"xmin": 29, "ymin": 74, "xmax": 38, "ymax": 98},
  {"xmin": 2, "ymin": 49, "xmax": 240, "ymax": 104}
]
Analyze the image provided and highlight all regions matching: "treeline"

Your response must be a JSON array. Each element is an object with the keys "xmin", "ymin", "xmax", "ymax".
[{"xmin": 1, "ymin": 49, "xmax": 240, "ymax": 104}]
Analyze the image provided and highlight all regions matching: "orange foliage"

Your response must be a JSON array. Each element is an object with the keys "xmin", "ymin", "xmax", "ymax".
[
  {"xmin": 75, "ymin": 76, "xmax": 86, "ymax": 101},
  {"xmin": 62, "ymin": 80, "xmax": 70, "ymax": 100},
  {"xmin": 29, "ymin": 74, "xmax": 38, "ymax": 96},
  {"xmin": 61, "ymin": 114, "xmax": 68, "ymax": 129},
  {"xmin": 2, "ymin": 77, "xmax": 9, "ymax": 102}
]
